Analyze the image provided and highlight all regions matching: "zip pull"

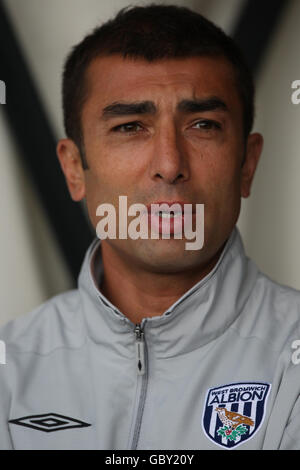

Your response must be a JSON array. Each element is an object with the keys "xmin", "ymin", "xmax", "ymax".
[{"xmin": 134, "ymin": 324, "xmax": 145, "ymax": 376}]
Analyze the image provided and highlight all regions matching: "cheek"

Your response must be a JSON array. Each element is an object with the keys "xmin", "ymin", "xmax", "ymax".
[
  {"xmin": 193, "ymin": 148, "xmax": 241, "ymax": 191},
  {"xmin": 211, "ymin": 168, "xmax": 242, "ymax": 224},
  {"xmin": 87, "ymin": 136, "xmax": 144, "ymax": 180},
  {"xmin": 191, "ymin": 144, "xmax": 243, "ymax": 214},
  {"xmin": 83, "ymin": 158, "xmax": 139, "ymax": 230},
  {"xmin": 83, "ymin": 168, "xmax": 111, "ymax": 228}
]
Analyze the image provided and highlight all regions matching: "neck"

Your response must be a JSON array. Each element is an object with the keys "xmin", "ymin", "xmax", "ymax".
[{"xmin": 99, "ymin": 241, "xmax": 225, "ymax": 324}]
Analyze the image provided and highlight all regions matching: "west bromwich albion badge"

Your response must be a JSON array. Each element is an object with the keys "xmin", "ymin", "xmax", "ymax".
[{"xmin": 202, "ymin": 382, "xmax": 271, "ymax": 449}]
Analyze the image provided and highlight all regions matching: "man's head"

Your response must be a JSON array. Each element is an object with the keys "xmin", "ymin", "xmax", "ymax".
[
  {"xmin": 57, "ymin": 4, "xmax": 263, "ymax": 275},
  {"xmin": 61, "ymin": 4, "xmax": 255, "ymax": 169}
]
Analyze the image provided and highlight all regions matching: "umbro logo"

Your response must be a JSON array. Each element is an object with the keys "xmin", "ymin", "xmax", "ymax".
[{"xmin": 9, "ymin": 413, "xmax": 91, "ymax": 432}]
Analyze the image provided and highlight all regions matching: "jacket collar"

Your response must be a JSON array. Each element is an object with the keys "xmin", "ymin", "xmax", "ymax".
[{"xmin": 78, "ymin": 227, "xmax": 258, "ymax": 357}]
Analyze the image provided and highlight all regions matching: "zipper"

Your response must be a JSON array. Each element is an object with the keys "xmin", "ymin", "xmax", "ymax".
[
  {"xmin": 135, "ymin": 323, "xmax": 146, "ymax": 375},
  {"xmin": 131, "ymin": 322, "xmax": 148, "ymax": 449}
]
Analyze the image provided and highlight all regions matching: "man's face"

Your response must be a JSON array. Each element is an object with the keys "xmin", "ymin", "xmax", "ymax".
[{"xmin": 58, "ymin": 55, "xmax": 262, "ymax": 273}]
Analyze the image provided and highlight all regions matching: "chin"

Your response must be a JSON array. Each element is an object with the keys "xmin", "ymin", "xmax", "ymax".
[{"xmin": 134, "ymin": 239, "xmax": 205, "ymax": 273}]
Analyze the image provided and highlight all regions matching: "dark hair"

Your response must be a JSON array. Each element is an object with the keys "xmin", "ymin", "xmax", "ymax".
[{"xmin": 62, "ymin": 4, "xmax": 255, "ymax": 169}]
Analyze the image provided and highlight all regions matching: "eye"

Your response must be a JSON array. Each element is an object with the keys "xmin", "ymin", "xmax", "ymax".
[
  {"xmin": 112, "ymin": 121, "xmax": 143, "ymax": 133},
  {"xmin": 192, "ymin": 120, "xmax": 221, "ymax": 130}
]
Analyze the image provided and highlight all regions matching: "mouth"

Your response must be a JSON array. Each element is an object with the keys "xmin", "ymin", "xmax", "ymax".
[
  {"xmin": 144, "ymin": 201, "xmax": 196, "ymax": 236},
  {"xmin": 146, "ymin": 201, "xmax": 195, "ymax": 215}
]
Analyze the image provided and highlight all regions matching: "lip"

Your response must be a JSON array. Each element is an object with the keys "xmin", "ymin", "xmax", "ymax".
[
  {"xmin": 141, "ymin": 201, "xmax": 196, "ymax": 236},
  {"xmin": 146, "ymin": 201, "xmax": 195, "ymax": 214}
]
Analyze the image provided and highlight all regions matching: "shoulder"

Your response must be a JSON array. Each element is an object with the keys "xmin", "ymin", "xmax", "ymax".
[
  {"xmin": 0, "ymin": 288, "xmax": 85, "ymax": 356},
  {"xmin": 235, "ymin": 268, "xmax": 300, "ymax": 351},
  {"xmin": 255, "ymin": 271, "xmax": 300, "ymax": 325}
]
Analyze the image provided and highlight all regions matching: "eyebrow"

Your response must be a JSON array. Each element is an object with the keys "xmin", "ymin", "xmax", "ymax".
[
  {"xmin": 102, "ymin": 101, "xmax": 156, "ymax": 119},
  {"xmin": 177, "ymin": 97, "xmax": 228, "ymax": 114},
  {"xmin": 101, "ymin": 97, "xmax": 228, "ymax": 119}
]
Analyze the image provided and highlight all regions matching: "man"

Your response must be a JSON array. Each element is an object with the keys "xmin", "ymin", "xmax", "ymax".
[{"xmin": 0, "ymin": 4, "xmax": 299, "ymax": 450}]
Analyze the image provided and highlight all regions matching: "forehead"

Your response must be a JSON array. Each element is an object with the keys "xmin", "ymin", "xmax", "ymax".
[{"xmin": 83, "ymin": 55, "xmax": 241, "ymax": 116}]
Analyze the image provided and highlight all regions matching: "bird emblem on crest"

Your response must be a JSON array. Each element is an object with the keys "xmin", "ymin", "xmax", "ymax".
[{"xmin": 215, "ymin": 406, "xmax": 254, "ymax": 441}]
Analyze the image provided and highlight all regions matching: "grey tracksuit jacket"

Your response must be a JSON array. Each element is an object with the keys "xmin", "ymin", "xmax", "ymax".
[{"xmin": 0, "ymin": 227, "xmax": 300, "ymax": 450}]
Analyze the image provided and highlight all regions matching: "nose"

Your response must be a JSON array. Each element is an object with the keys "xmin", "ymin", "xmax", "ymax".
[{"xmin": 148, "ymin": 121, "xmax": 190, "ymax": 184}]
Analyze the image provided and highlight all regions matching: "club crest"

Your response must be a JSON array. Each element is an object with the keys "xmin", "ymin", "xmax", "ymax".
[{"xmin": 202, "ymin": 382, "xmax": 271, "ymax": 449}]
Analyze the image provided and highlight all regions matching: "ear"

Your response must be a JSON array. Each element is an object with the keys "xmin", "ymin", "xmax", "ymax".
[
  {"xmin": 56, "ymin": 139, "xmax": 86, "ymax": 201},
  {"xmin": 240, "ymin": 132, "xmax": 263, "ymax": 198}
]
